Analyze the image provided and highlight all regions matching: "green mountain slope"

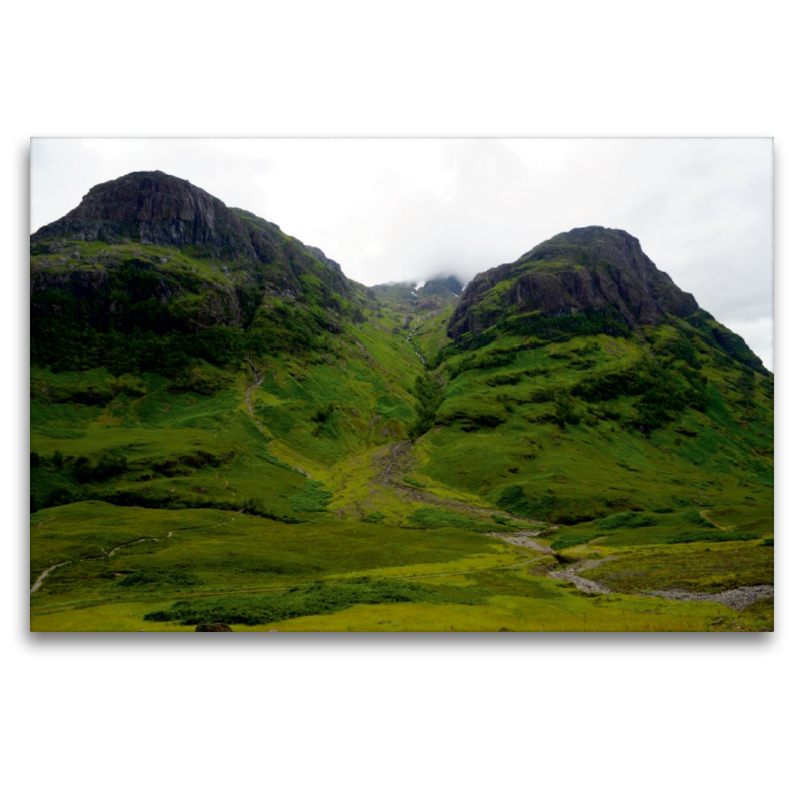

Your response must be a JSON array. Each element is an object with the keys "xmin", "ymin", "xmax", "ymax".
[
  {"xmin": 29, "ymin": 178, "xmax": 773, "ymax": 631},
  {"xmin": 412, "ymin": 227, "xmax": 772, "ymax": 555}
]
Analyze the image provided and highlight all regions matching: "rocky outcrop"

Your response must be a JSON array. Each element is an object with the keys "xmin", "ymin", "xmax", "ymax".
[
  {"xmin": 32, "ymin": 171, "xmax": 258, "ymax": 258},
  {"xmin": 30, "ymin": 171, "xmax": 358, "ymax": 343},
  {"xmin": 31, "ymin": 171, "xmax": 351, "ymax": 297},
  {"xmin": 419, "ymin": 275, "xmax": 463, "ymax": 298},
  {"xmin": 306, "ymin": 246, "xmax": 343, "ymax": 274},
  {"xmin": 448, "ymin": 227, "xmax": 698, "ymax": 342},
  {"xmin": 416, "ymin": 295, "xmax": 445, "ymax": 311},
  {"xmin": 370, "ymin": 275, "xmax": 463, "ymax": 311}
]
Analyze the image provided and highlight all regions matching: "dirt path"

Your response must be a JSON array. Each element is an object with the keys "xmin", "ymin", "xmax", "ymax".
[
  {"xmin": 30, "ymin": 562, "xmax": 70, "ymax": 594},
  {"xmin": 31, "ymin": 534, "xmax": 164, "ymax": 595},
  {"xmin": 107, "ymin": 538, "xmax": 154, "ymax": 558},
  {"xmin": 30, "ymin": 519, "xmax": 234, "ymax": 595},
  {"xmin": 699, "ymin": 509, "xmax": 730, "ymax": 530}
]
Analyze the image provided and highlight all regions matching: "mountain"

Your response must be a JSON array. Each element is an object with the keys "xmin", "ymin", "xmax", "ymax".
[
  {"xmin": 31, "ymin": 169, "xmax": 425, "ymax": 516},
  {"xmin": 420, "ymin": 226, "xmax": 773, "ymax": 521},
  {"xmin": 30, "ymin": 176, "xmax": 773, "ymax": 632},
  {"xmin": 448, "ymin": 226, "xmax": 766, "ymax": 373},
  {"xmin": 370, "ymin": 274, "xmax": 463, "ymax": 310},
  {"xmin": 30, "ymin": 171, "xmax": 374, "ymax": 376}
]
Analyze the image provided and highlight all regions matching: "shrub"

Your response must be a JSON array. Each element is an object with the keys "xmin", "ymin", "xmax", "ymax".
[
  {"xmin": 405, "ymin": 507, "xmax": 488, "ymax": 530},
  {"xmin": 495, "ymin": 484, "xmax": 540, "ymax": 519},
  {"xmin": 485, "ymin": 372, "xmax": 523, "ymax": 387},
  {"xmin": 291, "ymin": 480, "xmax": 333, "ymax": 513},
  {"xmin": 117, "ymin": 569, "xmax": 201, "ymax": 588},
  {"xmin": 553, "ymin": 390, "xmax": 581, "ymax": 429},
  {"xmin": 90, "ymin": 489, "xmax": 302, "ymax": 523},
  {"xmin": 667, "ymin": 530, "xmax": 761, "ymax": 544},
  {"xmin": 47, "ymin": 485, "xmax": 74, "ymax": 507},
  {"xmin": 311, "ymin": 403, "xmax": 335, "ymax": 424},
  {"xmin": 593, "ymin": 512, "xmax": 657, "ymax": 530},
  {"xmin": 73, "ymin": 453, "xmax": 128, "ymax": 483},
  {"xmin": 680, "ymin": 509, "xmax": 715, "ymax": 528},
  {"xmin": 144, "ymin": 577, "xmax": 484, "ymax": 626},
  {"xmin": 73, "ymin": 456, "xmax": 93, "ymax": 483},
  {"xmin": 409, "ymin": 374, "xmax": 445, "ymax": 438},
  {"xmin": 550, "ymin": 530, "xmax": 600, "ymax": 551}
]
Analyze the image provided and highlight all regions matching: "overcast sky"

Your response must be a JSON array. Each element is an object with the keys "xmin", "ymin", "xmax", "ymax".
[{"xmin": 30, "ymin": 137, "xmax": 773, "ymax": 370}]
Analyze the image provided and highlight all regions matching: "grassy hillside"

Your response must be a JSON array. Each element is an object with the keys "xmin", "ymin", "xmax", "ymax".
[{"xmin": 30, "ymin": 183, "xmax": 773, "ymax": 632}]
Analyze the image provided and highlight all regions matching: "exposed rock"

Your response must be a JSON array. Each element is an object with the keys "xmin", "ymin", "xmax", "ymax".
[
  {"xmin": 30, "ymin": 171, "xmax": 357, "ymax": 346},
  {"xmin": 418, "ymin": 275, "xmax": 463, "ymax": 298},
  {"xmin": 370, "ymin": 274, "xmax": 463, "ymax": 306},
  {"xmin": 32, "ymin": 171, "xmax": 258, "ymax": 257},
  {"xmin": 646, "ymin": 584, "xmax": 773, "ymax": 611},
  {"xmin": 416, "ymin": 295, "xmax": 444, "ymax": 311},
  {"xmin": 306, "ymin": 245, "xmax": 343, "ymax": 274},
  {"xmin": 447, "ymin": 226, "xmax": 698, "ymax": 342},
  {"xmin": 195, "ymin": 622, "xmax": 234, "ymax": 632}
]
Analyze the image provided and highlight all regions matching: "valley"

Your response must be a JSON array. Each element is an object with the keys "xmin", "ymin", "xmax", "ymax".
[{"xmin": 29, "ymin": 172, "xmax": 773, "ymax": 631}]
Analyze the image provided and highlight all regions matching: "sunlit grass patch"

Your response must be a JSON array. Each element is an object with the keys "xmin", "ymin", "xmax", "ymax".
[
  {"xmin": 581, "ymin": 540, "xmax": 773, "ymax": 593},
  {"xmin": 405, "ymin": 506, "xmax": 494, "ymax": 531}
]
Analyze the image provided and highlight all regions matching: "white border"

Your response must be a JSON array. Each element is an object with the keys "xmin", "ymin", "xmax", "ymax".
[{"xmin": 4, "ymin": 3, "xmax": 796, "ymax": 798}]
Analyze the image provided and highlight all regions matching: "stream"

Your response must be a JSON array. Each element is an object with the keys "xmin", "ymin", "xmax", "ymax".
[{"xmin": 405, "ymin": 316, "xmax": 426, "ymax": 365}]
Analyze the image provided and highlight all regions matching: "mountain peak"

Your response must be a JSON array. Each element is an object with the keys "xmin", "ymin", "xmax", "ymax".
[
  {"xmin": 31, "ymin": 170, "xmax": 257, "ymax": 257},
  {"xmin": 521, "ymin": 226, "xmax": 658, "ymax": 281},
  {"xmin": 448, "ymin": 226, "xmax": 699, "ymax": 344}
]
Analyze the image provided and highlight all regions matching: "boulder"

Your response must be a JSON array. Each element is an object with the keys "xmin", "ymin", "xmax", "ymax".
[{"xmin": 195, "ymin": 622, "xmax": 233, "ymax": 632}]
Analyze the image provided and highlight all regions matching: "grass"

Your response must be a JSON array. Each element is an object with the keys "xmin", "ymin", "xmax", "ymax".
[
  {"xmin": 405, "ymin": 506, "xmax": 495, "ymax": 531},
  {"xmin": 290, "ymin": 480, "xmax": 333, "ymax": 513},
  {"xmin": 594, "ymin": 512, "xmax": 658, "ymax": 530},
  {"xmin": 30, "ymin": 223, "xmax": 773, "ymax": 631},
  {"xmin": 580, "ymin": 540, "xmax": 773, "ymax": 593},
  {"xmin": 143, "ymin": 576, "xmax": 486, "ymax": 626},
  {"xmin": 550, "ymin": 530, "xmax": 604, "ymax": 551},
  {"xmin": 30, "ymin": 500, "xmax": 515, "ymax": 606},
  {"xmin": 30, "ymin": 570, "xmax": 773, "ymax": 632},
  {"xmin": 666, "ymin": 529, "xmax": 761, "ymax": 544}
]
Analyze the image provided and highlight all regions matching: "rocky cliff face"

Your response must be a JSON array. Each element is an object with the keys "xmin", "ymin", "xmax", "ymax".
[
  {"xmin": 32, "ymin": 171, "xmax": 258, "ymax": 257},
  {"xmin": 31, "ymin": 170, "xmax": 351, "ymax": 301},
  {"xmin": 448, "ymin": 227, "xmax": 698, "ymax": 342},
  {"xmin": 419, "ymin": 275, "xmax": 463, "ymax": 298}
]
